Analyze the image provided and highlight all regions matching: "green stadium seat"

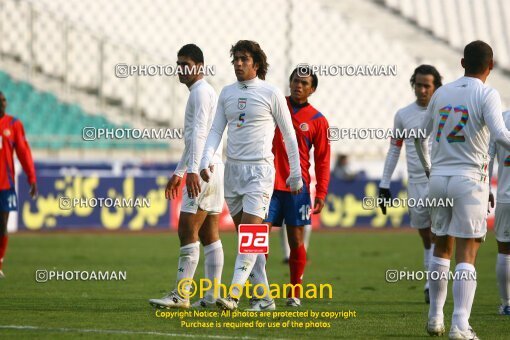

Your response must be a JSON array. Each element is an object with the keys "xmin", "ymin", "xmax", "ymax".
[
  {"xmin": 0, "ymin": 71, "xmax": 11, "ymax": 86},
  {"xmin": 0, "ymin": 69, "xmax": 165, "ymax": 151}
]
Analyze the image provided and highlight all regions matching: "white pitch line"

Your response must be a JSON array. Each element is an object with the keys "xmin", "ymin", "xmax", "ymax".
[{"xmin": 0, "ymin": 325, "xmax": 275, "ymax": 339}]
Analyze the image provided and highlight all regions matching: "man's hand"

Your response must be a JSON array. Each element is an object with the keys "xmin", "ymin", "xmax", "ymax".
[
  {"xmin": 378, "ymin": 187, "xmax": 392, "ymax": 215},
  {"xmin": 488, "ymin": 191, "xmax": 495, "ymax": 213},
  {"xmin": 200, "ymin": 164, "xmax": 215, "ymax": 183},
  {"xmin": 286, "ymin": 176, "xmax": 303, "ymax": 195},
  {"xmin": 165, "ymin": 175, "xmax": 182, "ymax": 200},
  {"xmin": 29, "ymin": 183, "xmax": 38, "ymax": 199},
  {"xmin": 186, "ymin": 173, "xmax": 201, "ymax": 199},
  {"xmin": 200, "ymin": 168, "xmax": 211, "ymax": 183},
  {"xmin": 312, "ymin": 197, "xmax": 325, "ymax": 214}
]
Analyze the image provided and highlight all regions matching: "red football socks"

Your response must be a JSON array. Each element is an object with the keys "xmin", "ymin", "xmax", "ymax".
[
  {"xmin": 0, "ymin": 236, "xmax": 8, "ymax": 270},
  {"xmin": 288, "ymin": 244, "xmax": 306, "ymax": 297}
]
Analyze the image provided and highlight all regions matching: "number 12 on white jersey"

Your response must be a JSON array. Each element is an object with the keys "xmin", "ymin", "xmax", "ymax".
[{"xmin": 435, "ymin": 105, "xmax": 469, "ymax": 143}]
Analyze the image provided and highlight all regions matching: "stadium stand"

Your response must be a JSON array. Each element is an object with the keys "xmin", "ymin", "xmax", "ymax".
[
  {"xmin": 0, "ymin": 70, "xmax": 166, "ymax": 150},
  {"xmin": 381, "ymin": 0, "xmax": 510, "ymax": 69},
  {"xmin": 1, "ymin": 0, "xmax": 510, "ymax": 165}
]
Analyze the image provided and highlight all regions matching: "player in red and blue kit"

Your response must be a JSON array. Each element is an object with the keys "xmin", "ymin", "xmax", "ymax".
[
  {"xmin": 0, "ymin": 91, "xmax": 37, "ymax": 278},
  {"xmin": 252, "ymin": 66, "xmax": 330, "ymax": 307}
]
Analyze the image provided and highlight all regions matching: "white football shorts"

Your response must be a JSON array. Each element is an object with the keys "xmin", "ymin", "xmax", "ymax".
[
  {"xmin": 181, "ymin": 163, "xmax": 224, "ymax": 215},
  {"xmin": 407, "ymin": 182, "xmax": 431, "ymax": 229},
  {"xmin": 224, "ymin": 159, "xmax": 274, "ymax": 219},
  {"xmin": 495, "ymin": 202, "xmax": 510, "ymax": 242},
  {"xmin": 428, "ymin": 175, "xmax": 489, "ymax": 238}
]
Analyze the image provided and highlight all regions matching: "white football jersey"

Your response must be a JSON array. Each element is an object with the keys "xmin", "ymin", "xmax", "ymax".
[
  {"xmin": 490, "ymin": 111, "xmax": 510, "ymax": 203},
  {"xmin": 200, "ymin": 77, "xmax": 301, "ymax": 178},
  {"xmin": 421, "ymin": 76, "xmax": 510, "ymax": 181},
  {"xmin": 174, "ymin": 79, "xmax": 222, "ymax": 176},
  {"xmin": 380, "ymin": 102, "xmax": 430, "ymax": 188}
]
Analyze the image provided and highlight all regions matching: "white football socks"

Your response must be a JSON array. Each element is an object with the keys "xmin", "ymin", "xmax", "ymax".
[
  {"xmin": 230, "ymin": 253, "xmax": 257, "ymax": 299},
  {"xmin": 496, "ymin": 253, "xmax": 510, "ymax": 307},
  {"xmin": 203, "ymin": 240, "xmax": 224, "ymax": 302},
  {"xmin": 452, "ymin": 263, "xmax": 477, "ymax": 332},
  {"xmin": 428, "ymin": 256, "xmax": 450, "ymax": 322},
  {"xmin": 303, "ymin": 224, "xmax": 311, "ymax": 250},
  {"xmin": 248, "ymin": 254, "xmax": 270, "ymax": 299},
  {"xmin": 424, "ymin": 243, "xmax": 435, "ymax": 290},
  {"xmin": 175, "ymin": 241, "xmax": 200, "ymax": 297},
  {"xmin": 280, "ymin": 224, "xmax": 290, "ymax": 261}
]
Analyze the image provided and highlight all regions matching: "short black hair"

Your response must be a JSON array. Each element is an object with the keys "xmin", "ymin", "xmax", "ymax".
[
  {"xmin": 177, "ymin": 44, "xmax": 204, "ymax": 64},
  {"xmin": 289, "ymin": 66, "xmax": 318, "ymax": 89},
  {"xmin": 463, "ymin": 40, "xmax": 493, "ymax": 74},
  {"xmin": 230, "ymin": 40, "xmax": 268, "ymax": 80},
  {"xmin": 410, "ymin": 64, "xmax": 442, "ymax": 89}
]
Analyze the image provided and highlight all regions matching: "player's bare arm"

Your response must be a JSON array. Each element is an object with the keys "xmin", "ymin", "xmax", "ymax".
[
  {"xmin": 29, "ymin": 183, "xmax": 38, "ymax": 199},
  {"xmin": 186, "ymin": 174, "xmax": 201, "ymax": 198},
  {"xmin": 165, "ymin": 174, "xmax": 182, "ymax": 200}
]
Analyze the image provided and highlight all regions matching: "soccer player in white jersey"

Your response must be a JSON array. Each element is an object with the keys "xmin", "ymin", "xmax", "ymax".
[
  {"xmin": 488, "ymin": 110, "xmax": 510, "ymax": 316},
  {"xmin": 149, "ymin": 44, "xmax": 224, "ymax": 309},
  {"xmin": 379, "ymin": 65, "xmax": 442, "ymax": 304},
  {"xmin": 200, "ymin": 40, "xmax": 303, "ymax": 311},
  {"xmin": 416, "ymin": 41, "xmax": 510, "ymax": 339}
]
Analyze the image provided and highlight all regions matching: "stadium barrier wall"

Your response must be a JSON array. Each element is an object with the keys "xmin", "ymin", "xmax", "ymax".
[
  {"xmin": 16, "ymin": 173, "xmax": 495, "ymax": 231},
  {"xmin": 18, "ymin": 174, "xmax": 171, "ymax": 231}
]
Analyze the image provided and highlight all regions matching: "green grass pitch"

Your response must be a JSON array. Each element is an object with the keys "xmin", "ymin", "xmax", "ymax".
[{"xmin": 0, "ymin": 231, "xmax": 508, "ymax": 339}]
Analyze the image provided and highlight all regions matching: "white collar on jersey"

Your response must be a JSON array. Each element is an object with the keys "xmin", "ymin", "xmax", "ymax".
[
  {"xmin": 460, "ymin": 76, "xmax": 484, "ymax": 85},
  {"xmin": 413, "ymin": 101, "xmax": 427, "ymax": 110},
  {"xmin": 188, "ymin": 78, "xmax": 205, "ymax": 92},
  {"xmin": 238, "ymin": 77, "xmax": 260, "ymax": 88}
]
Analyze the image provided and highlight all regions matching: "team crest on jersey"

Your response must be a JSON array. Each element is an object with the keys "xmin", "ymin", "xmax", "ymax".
[
  {"xmin": 238, "ymin": 98, "xmax": 247, "ymax": 110},
  {"xmin": 299, "ymin": 123, "xmax": 309, "ymax": 131},
  {"xmin": 3, "ymin": 129, "xmax": 11, "ymax": 137}
]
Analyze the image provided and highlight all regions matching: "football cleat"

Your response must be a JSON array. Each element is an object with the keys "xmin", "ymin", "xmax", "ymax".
[
  {"xmin": 424, "ymin": 288, "xmax": 430, "ymax": 304},
  {"xmin": 499, "ymin": 304, "xmax": 510, "ymax": 315},
  {"xmin": 426, "ymin": 318, "xmax": 445, "ymax": 336},
  {"xmin": 448, "ymin": 325, "xmax": 479, "ymax": 339},
  {"xmin": 216, "ymin": 296, "xmax": 238, "ymax": 311},
  {"xmin": 246, "ymin": 298, "xmax": 276, "ymax": 311},
  {"xmin": 149, "ymin": 290, "xmax": 190, "ymax": 309},
  {"xmin": 286, "ymin": 297, "xmax": 301, "ymax": 307},
  {"xmin": 191, "ymin": 298, "xmax": 217, "ymax": 309},
  {"xmin": 249, "ymin": 297, "xmax": 260, "ymax": 308},
  {"xmin": 0, "ymin": 270, "xmax": 4, "ymax": 279}
]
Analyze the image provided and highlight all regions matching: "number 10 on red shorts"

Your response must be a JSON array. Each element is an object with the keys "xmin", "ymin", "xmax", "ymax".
[{"xmin": 238, "ymin": 224, "xmax": 269, "ymax": 254}]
